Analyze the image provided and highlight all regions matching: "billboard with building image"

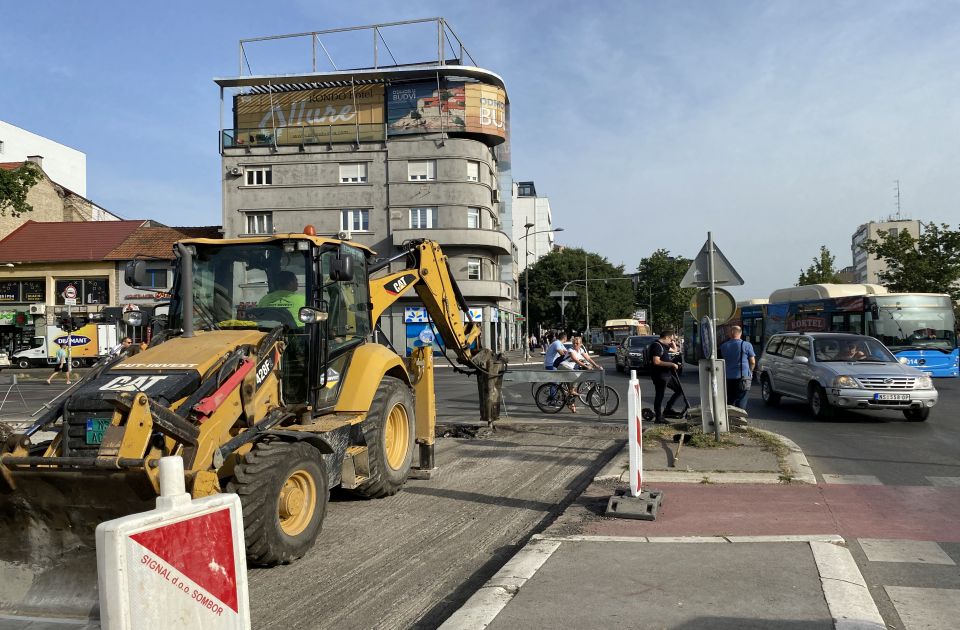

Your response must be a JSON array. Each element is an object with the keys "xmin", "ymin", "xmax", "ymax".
[{"xmin": 387, "ymin": 80, "xmax": 507, "ymax": 142}]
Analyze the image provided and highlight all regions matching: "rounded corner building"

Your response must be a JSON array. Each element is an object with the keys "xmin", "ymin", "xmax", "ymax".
[{"xmin": 215, "ymin": 19, "xmax": 519, "ymax": 355}]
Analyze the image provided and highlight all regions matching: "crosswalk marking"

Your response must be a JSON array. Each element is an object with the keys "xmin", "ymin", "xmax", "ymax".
[
  {"xmin": 821, "ymin": 473, "xmax": 881, "ymax": 485},
  {"xmin": 884, "ymin": 586, "xmax": 960, "ymax": 630},
  {"xmin": 859, "ymin": 539, "xmax": 955, "ymax": 565},
  {"xmin": 926, "ymin": 476, "xmax": 960, "ymax": 487}
]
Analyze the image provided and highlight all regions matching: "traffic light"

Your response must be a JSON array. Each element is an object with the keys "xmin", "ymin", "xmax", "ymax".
[{"xmin": 57, "ymin": 314, "xmax": 85, "ymax": 332}]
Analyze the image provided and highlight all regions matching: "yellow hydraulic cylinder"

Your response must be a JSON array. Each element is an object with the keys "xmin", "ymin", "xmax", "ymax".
[{"xmin": 410, "ymin": 345, "xmax": 436, "ymax": 470}]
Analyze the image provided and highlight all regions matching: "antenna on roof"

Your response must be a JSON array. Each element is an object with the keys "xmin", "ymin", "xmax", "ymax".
[{"xmin": 894, "ymin": 180, "xmax": 901, "ymax": 220}]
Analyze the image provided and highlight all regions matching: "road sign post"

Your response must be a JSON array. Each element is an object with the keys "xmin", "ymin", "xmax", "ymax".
[{"xmin": 681, "ymin": 233, "xmax": 744, "ymax": 441}]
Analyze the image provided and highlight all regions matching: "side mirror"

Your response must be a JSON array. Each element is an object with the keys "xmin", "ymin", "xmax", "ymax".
[
  {"xmin": 794, "ymin": 356, "xmax": 809, "ymax": 364},
  {"xmin": 125, "ymin": 260, "xmax": 149, "ymax": 288},
  {"xmin": 329, "ymin": 252, "xmax": 354, "ymax": 282}
]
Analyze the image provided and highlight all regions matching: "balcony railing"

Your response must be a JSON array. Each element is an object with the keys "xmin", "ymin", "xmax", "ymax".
[{"xmin": 223, "ymin": 124, "xmax": 385, "ymax": 149}]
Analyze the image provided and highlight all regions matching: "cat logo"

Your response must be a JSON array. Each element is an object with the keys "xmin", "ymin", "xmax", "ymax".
[
  {"xmin": 99, "ymin": 375, "xmax": 169, "ymax": 392},
  {"xmin": 385, "ymin": 273, "xmax": 417, "ymax": 296}
]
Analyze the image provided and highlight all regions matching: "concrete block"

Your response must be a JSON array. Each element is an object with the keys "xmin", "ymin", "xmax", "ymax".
[{"xmin": 605, "ymin": 489, "xmax": 663, "ymax": 521}]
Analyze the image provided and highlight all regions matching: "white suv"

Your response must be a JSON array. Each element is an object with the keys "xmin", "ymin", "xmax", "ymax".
[{"xmin": 757, "ymin": 332, "xmax": 938, "ymax": 421}]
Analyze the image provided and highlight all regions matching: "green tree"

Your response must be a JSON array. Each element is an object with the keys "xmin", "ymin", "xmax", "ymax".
[
  {"xmin": 797, "ymin": 245, "xmax": 844, "ymax": 285},
  {"xmin": 635, "ymin": 250, "xmax": 696, "ymax": 334},
  {"xmin": 0, "ymin": 162, "xmax": 40, "ymax": 217},
  {"xmin": 861, "ymin": 223, "xmax": 960, "ymax": 305},
  {"xmin": 522, "ymin": 248, "xmax": 634, "ymax": 334}
]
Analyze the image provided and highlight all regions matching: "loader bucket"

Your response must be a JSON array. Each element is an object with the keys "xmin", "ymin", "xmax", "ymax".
[{"xmin": 0, "ymin": 469, "xmax": 156, "ymax": 622}]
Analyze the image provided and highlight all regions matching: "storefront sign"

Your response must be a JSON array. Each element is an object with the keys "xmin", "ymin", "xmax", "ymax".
[
  {"xmin": 0, "ymin": 311, "xmax": 16, "ymax": 325},
  {"xmin": 404, "ymin": 307, "xmax": 430, "ymax": 323}
]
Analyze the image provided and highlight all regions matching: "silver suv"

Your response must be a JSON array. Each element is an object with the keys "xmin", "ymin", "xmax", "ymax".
[{"xmin": 757, "ymin": 332, "xmax": 938, "ymax": 421}]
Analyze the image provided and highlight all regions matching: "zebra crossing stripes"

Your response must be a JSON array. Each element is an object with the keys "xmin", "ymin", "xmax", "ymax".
[
  {"xmin": 926, "ymin": 476, "xmax": 960, "ymax": 487},
  {"xmin": 884, "ymin": 586, "xmax": 960, "ymax": 630},
  {"xmin": 859, "ymin": 539, "xmax": 955, "ymax": 565},
  {"xmin": 822, "ymin": 473, "xmax": 882, "ymax": 485}
]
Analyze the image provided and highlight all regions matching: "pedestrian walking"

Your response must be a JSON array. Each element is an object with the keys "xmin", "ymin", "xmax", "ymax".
[
  {"xmin": 649, "ymin": 328, "xmax": 682, "ymax": 423},
  {"xmin": 46, "ymin": 342, "xmax": 71, "ymax": 385},
  {"xmin": 719, "ymin": 325, "xmax": 756, "ymax": 410}
]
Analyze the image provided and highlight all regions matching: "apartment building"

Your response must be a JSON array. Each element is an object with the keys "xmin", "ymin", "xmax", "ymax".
[
  {"xmin": 215, "ymin": 20, "xmax": 519, "ymax": 353},
  {"xmin": 512, "ymin": 181, "xmax": 557, "ymax": 273},
  {"xmin": 851, "ymin": 219, "xmax": 921, "ymax": 284}
]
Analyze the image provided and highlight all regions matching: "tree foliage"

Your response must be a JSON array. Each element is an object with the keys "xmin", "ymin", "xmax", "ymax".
[
  {"xmin": 0, "ymin": 162, "xmax": 41, "ymax": 217},
  {"xmin": 797, "ymin": 245, "xmax": 844, "ymax": 285},
  {"xmin": 861, "ymin": 223, "xmax": 960, "ymax": 304},
  {"xmin": 522, "ymin": 247, "xmax": 634, "ymax": 334},
  {"xmin": 635, "ymin": 250, "xmax": 696, "ymax": 334}
]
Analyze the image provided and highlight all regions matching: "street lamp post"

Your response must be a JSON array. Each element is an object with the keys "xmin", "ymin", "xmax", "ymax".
[{"xmin": 521, "ymin": 223, "xmax": 563, "ymax": 360}]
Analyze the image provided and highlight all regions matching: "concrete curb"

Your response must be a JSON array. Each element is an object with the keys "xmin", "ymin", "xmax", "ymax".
[
  {"xmin": 594, "ymin": 428, "xmax": 816, "ymax": 485},
  {"xmin": 441, "ymin": 534, "xmax": 882, "ymax": 630}
]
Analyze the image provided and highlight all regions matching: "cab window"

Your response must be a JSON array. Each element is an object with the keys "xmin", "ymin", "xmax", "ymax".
[
  {"xmin": 779, "ymin": 337, "xmax": 798, "ymax": 359},
  {"xmin": 765, "ymin": 336, "xmax": 783, "ymax": 356},
  {"xmin": 796, "ymin": 337, "xmax": 811, "ymax": 359}
]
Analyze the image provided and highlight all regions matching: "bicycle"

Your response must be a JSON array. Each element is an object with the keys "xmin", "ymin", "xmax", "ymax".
[{"xmin": 534, "ymin": 380, "xmax": 620, "ymax": 416}]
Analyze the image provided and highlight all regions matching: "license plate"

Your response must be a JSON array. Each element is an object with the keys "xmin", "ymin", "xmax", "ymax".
[
  {"xmin": 874, "ymin": 393, "xmax": 910, "ymax": 401},
  {"xmin": 85, "ymin": 418, "xmax": 111, "ymax": 445}
]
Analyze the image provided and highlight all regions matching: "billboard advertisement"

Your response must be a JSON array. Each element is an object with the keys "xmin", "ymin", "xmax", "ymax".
[
  {"xmin": 387, "ymin": 81, "xmax": 507, "ymax": 142},
  {"xmin": 234, "ymin": 85, "xmax": 385, "ymax": 144}
]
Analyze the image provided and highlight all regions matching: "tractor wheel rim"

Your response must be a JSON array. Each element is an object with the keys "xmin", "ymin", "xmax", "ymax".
[
  {"xmin": 278, "ymin": 470, "xmax": 316, "ymax": 536},
  {"xmin": 385, "ymin": 403, "xmax": 409, "ymax": 470}
]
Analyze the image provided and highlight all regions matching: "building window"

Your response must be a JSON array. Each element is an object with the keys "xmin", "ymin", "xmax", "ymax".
[
  {"xmin": 408, "ymin": 160, "xmax": 436, "ymax": 181},
  {"xmin": 409, "ymin": 207, "xmax": 437, "ymax": 229},
  {"xmin": 467, "ymin": 258, "xmax": 482, "ymax": 280},
  {"xmin": 55, "ymin": 278, "xmax": 109, "ymax": 305},
  {"xmin": 517, "ymin": 184, "xmax": 534, "ymax": 197},
  {"xmin": 341, "ymin": 209, "xmax": 370, "ymax": 232},
  {"xmin": 467, "ymin": 207, "xmax": 481, "ymax": 229},
  {"xmin": 466, "ymin": 160, "xmax": 479, "ymax": 182},
  {"xmin": 246, "ymin": 212, "xmax": 273, "ymax": 235},
  {"xmin": 888, "ymin": 227, "xmax": 899, "ymax": 238},
  {"xmin": 339, "ymin": 162, "xmax": 368, "ymax": 183},
  {"xmin": 0, "ymin": 140, "xmax": 4, "ymax": 154},
  {"xmin": 245, "ymin": 166, "xmax": 272, "ymax": 186}
]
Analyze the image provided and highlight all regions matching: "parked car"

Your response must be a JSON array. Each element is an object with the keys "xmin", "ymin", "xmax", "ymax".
[
  {"xmin": 757, "ymin": 332, "xmax": 938, "ymax": 421},
  {"xmin": 614, "ymin": 335, "xmax": 659, "ymax": 373},
  {"xmin": 0, "ymin": 351, "xmax": 9, "ymax": 370}
]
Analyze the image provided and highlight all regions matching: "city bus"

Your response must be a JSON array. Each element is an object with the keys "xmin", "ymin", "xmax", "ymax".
[
  {"xmin": 765, "ymin": 284, "xmax": 958, "ymax": 377},
  {"xmin": 683, "ymin": 285, "xmax": 957, "ymax": 378},
  {"xmin": 599, "ymin": 318, "xmax": 652, "ymax": 355}
]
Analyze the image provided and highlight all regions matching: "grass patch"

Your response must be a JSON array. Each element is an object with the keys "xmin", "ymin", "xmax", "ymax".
[{"xmin": 742, "ymin": 427, "xmax": 795, "ymax": 481}]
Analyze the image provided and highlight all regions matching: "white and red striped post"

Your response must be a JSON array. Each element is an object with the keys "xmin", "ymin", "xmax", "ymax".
[{"xmin": 627, "ymin": 369, "xmax": 643, "ymax": 497}]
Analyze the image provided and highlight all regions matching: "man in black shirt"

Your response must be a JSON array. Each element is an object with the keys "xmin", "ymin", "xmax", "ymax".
[{"xmin": 649, "ymin": 328, "xmax": 682, "ymax": 424}]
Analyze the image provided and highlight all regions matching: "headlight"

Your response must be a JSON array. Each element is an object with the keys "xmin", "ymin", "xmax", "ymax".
[
  {"xmin": 833, "ymin": 375, "xmax": 860, "ymax": 389},
  {"xmin": 629, "ymin": 352, "xmax": 641, "ymax": 357},
  {"xmin": 914, "ymin": 375, "xmax": 933, "ymax": 390}
]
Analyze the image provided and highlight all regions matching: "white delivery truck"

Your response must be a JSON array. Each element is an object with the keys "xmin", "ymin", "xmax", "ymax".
[{"xmin": 12, "ymin": 323, "xmax": 118, "ymax": 369}]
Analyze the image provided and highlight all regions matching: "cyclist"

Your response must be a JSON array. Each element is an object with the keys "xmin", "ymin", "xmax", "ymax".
[{"xmin": 559, "ymin": 336, "xmax": 594, "ymax": 412}]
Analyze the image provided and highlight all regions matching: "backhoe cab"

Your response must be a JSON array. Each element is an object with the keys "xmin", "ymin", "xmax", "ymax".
[{"xmin": 0, "ymin": 232, "xmax": 505, "ymax": 620}]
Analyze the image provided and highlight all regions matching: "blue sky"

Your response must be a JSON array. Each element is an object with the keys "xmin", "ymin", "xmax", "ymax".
[{"xmin": 2, "ymin": 1, "xmax": 958, "ymax": 298}]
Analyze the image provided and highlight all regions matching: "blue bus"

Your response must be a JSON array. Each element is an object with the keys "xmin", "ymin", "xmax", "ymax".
[
  {"xmin": 684, "ymin": 285, "xmax": 958, "ymax": 378},
  {"xmin": 764, "ymin": 285, "xmax": 957, "ymax": 377}
]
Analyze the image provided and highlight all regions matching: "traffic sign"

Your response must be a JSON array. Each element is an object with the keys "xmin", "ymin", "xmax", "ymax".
[
  {"xmin": 689, "ymin": 288, "xmax": 736, "ymax": 323},
  {"xmin": 700, "ymin": 316, "xmax": 715, "ymax": 360},
  {"xmin": 63, "ymin": 284, "xmax": 78, "ymax": 300},
  {"xmin": 64, "ymin": 298, "xmax": 77, "ymax": 306},
  {"xmin": 680, "ymin": 239, "xmax": 744, "ymax": 288}
]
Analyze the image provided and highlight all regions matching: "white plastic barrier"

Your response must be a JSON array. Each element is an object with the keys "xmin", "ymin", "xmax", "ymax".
[
  {"xmin": 627, "ymin": 370, "xmax": 643, "ymax": 497},
  {"xmin": 96, "ymin": 457, "xmax": 251, "ymax": 629}
]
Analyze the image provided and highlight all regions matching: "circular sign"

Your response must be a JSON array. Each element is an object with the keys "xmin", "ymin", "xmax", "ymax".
[
  {"xmin": 417, "ymin": 329, "xmax": 435, "ymax": 346},
  {"xmin": 63, "ymin": 284, "xmax": 78, "ymax": 300},
  {"xmin": 689, "ymin": 288, "xmax": 736, "ymax": 323}
]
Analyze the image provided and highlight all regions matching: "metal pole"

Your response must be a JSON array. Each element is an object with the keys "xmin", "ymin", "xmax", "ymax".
[
  {"xmin": 524, "ymin": 224, "xmax": 530, "ymax": 361},
  {"xmin": 708, "ymin": 231, "xmax": 719, "ymax": 441},
  {"xmin": 585, "ymin": 255, "xmax": 590, "ymax": 338}
]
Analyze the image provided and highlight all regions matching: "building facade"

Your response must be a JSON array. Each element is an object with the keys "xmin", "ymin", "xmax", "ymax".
[
  {"xmin": 0, "ymin": 157, "xmax": 120, "ymax": 240},
  {"xmin": 0, "ymin": 120, "xmax": 87, "ymax": 197},
  {"xmin": 512, "ymin": 181, "xmax": 557, "ymax": 273},
  {"xmin": 215, "ymin": 22, "xmax": 521, "ymax": 353},
  {"xmin": 851, "ymin": 219, "xmax": 921, "ymax": 284}
]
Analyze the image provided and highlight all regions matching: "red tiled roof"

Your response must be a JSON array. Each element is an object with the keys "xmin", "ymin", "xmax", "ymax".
[
  {"xmin": 0, "ymin": 161, "xmax": 28, "ymax": 171},
  {"xmin": 0, "ymin": 220, "xmax": 147, "ymax": 263},
  {"xmin": 104, "ymin": 225, "xmax": 222, "ymax": 260}
]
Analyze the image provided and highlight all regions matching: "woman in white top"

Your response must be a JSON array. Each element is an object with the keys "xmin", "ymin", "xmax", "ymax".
[{"xmin": 559, "ymin": 337, "xmax": 593, "ymax": 411}]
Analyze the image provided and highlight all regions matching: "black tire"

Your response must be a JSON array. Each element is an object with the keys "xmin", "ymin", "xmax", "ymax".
[
  {"xmin": 587, "ymin": 385, "xmax": 620, "ymax": 416},
  {"xmin": 903, "ymin": 407, "xmax": 930, "ymax": 422},
  {"xmin": 760, "ymin": 375, "xmax": 781, "ymax": 406},
  {"xmin": 534, "ymin": 383, "xmax": 567, "ymax": 414},
  {"xmin": 809, "ymin": 384, "xmax": 834, "ymax": 420},
  {"xmin": 227, "ymin": 440, "xmax": 328, "ymax": 566},
  {"xmin": 70, "ymin": 359, "xmax": 81, "ymax": 368},
  {"xmin": 17, "ymin": 359, "xmax": 29, "ymax": 369},
  {"xmin": 354, "ymin": 376, "xmax": 415, "ymax": 499}
]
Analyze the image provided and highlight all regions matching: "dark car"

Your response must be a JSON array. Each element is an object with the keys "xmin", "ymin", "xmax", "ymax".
[{"xmin": 614, "ymin": 335, "xmax": 659, "ymax": 373}]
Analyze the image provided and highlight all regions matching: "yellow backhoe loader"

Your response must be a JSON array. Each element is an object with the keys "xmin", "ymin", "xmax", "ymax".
[{"xmin": 0, "ymin": 231, "xmax": 505, "ymax": 620}]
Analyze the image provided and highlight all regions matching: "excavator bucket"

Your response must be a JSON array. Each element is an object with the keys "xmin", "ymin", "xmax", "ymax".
[{"xmin": 0, "ymin": 460, "xmax": 155, "ymax": 622}]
